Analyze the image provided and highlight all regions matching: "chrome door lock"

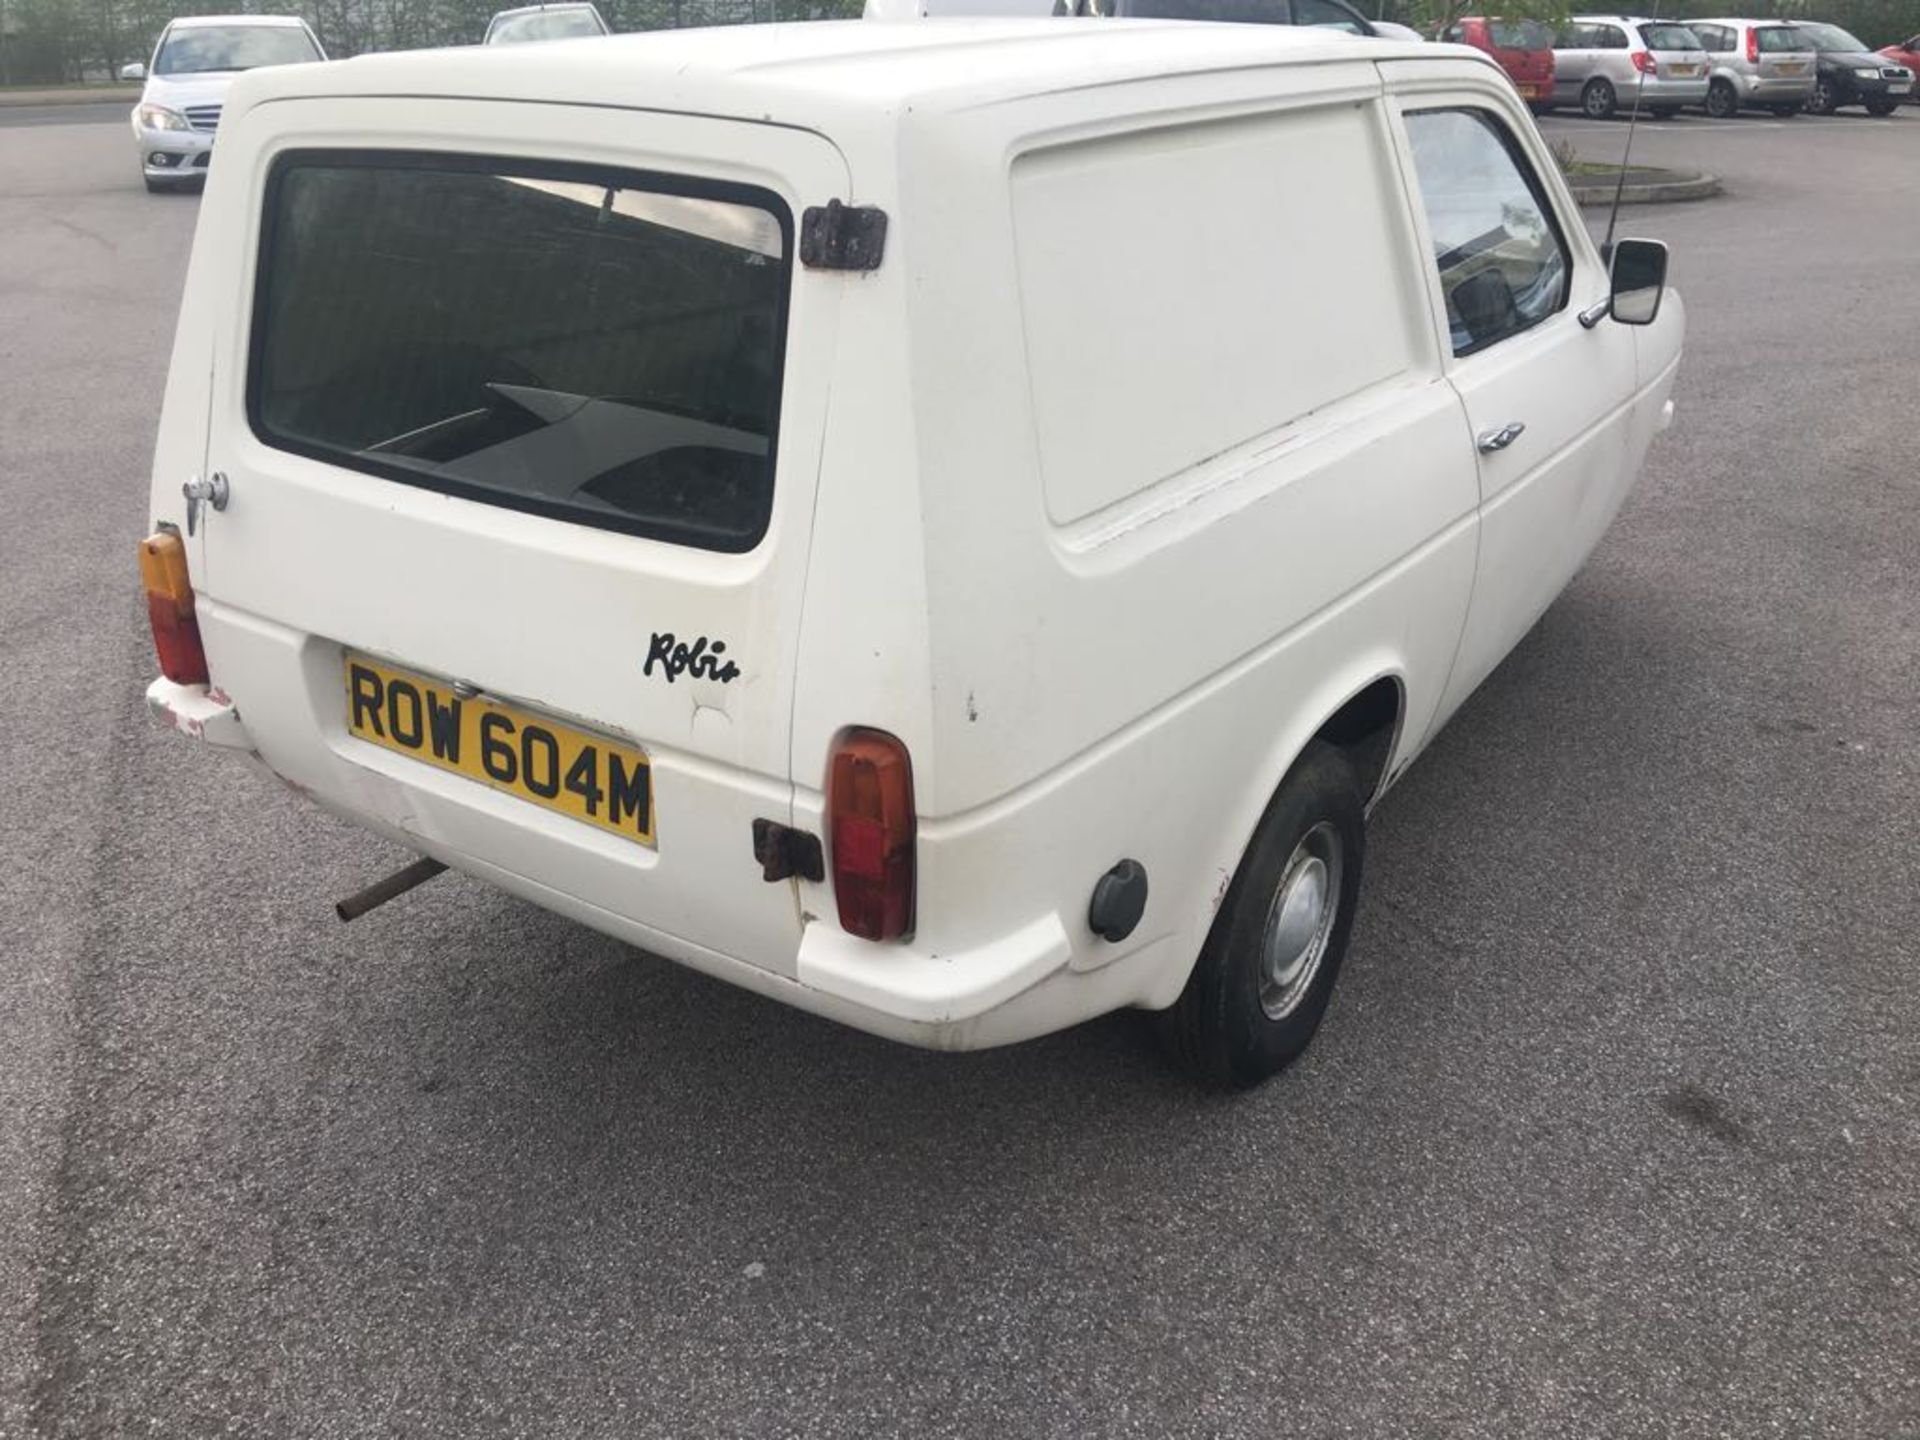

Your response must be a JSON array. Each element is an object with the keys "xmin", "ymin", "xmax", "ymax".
[{"xmin": 182, "ymin": 472, "xmax": 229, "ymax": 536}]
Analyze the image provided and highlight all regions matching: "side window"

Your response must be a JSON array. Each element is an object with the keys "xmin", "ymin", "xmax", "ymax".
[
  {"xmin": 1439, "ymin": 22, "xmax": 1464, "ymax": 43},
  {"xmin": 1598, "ymin": 24, "xmax": 1628, "ymax": 49},
  {"xmin": 1403, "ymin": 109, "xmax": 1571, "ymax": 357},
  {"xmin": 1556, "ymin": 23, "xmax": 1590, "ymax": 47},
  {"xmin": 1291, "ymin": 0, "xmax": 1369, "ymax": 34},
  {"xmin": 1693, "ymin": 24, "xmax": 1724, "ymax": 51}
]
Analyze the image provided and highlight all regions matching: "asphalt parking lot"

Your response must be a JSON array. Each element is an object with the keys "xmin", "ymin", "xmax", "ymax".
[{"xmin": 2, "ymin": 102, "xmax": 1916, "ymax": 1439}]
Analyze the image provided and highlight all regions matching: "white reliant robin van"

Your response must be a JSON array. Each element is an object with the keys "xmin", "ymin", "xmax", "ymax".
[{"xmin": 140, "ymin": 20, "xmax": 1682, "ymax": 1086}]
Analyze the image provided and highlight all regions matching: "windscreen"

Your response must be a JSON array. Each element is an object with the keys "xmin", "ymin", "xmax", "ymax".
[
  {"xmin": 1489, "ymin": 20, "xmax": 1552, "ymax": 49},
  {"xmin": 1796, "ymin": 22, "xmax": 1867, "ymax": 52},
  {"xmin": 249, "ymin": 154, "xmax": 791, "ymax": 552},
  {"xmin": 1637, "ymin": 23, "xmax": 1700, "ymax": 51},
  {"xmin": 487, "ymin": 9, "xmax": 606, "ymax": 42},
  {"xmin": 1756, "ymin": 25, "xmax": 1815, "ymax": 52},
  {"xmin": 155, "ymin": 25, "xmax": 320, "ymax": 74}
]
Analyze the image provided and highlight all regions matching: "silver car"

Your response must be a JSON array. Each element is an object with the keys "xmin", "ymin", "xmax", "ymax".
[
  {"xmin": 120, "ymin": 15, "xmax": 325, "ymax": 193},
  {"xmin": 1553, "ymin": 15, "xmax": 1711, "ymax": 117},
  {"xmin": 1684, "ymin": 18, "xmax": 1819, "ymax": 116}
]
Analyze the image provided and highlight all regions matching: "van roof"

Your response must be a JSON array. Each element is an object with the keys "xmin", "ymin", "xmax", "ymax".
[{"xmin": 227, "ymin": 18, "xmax": 1434, "ymax": 120}]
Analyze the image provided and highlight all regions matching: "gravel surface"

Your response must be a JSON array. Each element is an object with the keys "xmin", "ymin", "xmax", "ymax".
[{"xmin": 3, "ymin": 106, "xmax": 1916, "ymax": 1439}]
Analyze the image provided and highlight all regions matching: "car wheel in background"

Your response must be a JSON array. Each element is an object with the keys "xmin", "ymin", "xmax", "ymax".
[
  {"xmin": 1157, "ymin": 741, "xmax": 1366, "ymax": 1089},
  {"xmin": 1704, "ymin": 79, "xmax": 1739, "ymax": 117},
  {"xmin": 1805, "ymin": 78, "xmax": 1835, "ymax": 114},
  {"xmin": 1582, "ymin": 77, "xmax": 1618, "ymax": 118},
  {"xmin": 1866, "ymin": 100, "xmax": 1897, "ymax": 115}
]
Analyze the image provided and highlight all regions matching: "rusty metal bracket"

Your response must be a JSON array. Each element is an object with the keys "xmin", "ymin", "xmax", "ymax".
[{"xmin": 799, "ymin": 200, "xmax": 887, "ymax": 271}]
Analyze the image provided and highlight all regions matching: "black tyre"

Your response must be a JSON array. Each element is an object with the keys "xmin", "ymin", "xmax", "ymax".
[
  {"xmin": 1806, "ymin": 78, "xmax": 1834, "ymax": 114},
  {"xmin": 1582, "ymin": 77, "xmax": 1618, "ymax": 119},
  {"xmin": 1158, "ymin": 741, "xmax": 1366, "ymax": 1089},
  {"xmin": 1866, "ymin": 100, "xmax": 1898, "ymax": 116},
  {"xmin": 1704, "ymin": 79, "xmax": 1738, "ymax": 118}
]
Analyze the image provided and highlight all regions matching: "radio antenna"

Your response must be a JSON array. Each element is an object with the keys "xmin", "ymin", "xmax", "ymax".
[{"xmin": 1600, "ymin": 6, "xmax": 1658, "ymax": 263}]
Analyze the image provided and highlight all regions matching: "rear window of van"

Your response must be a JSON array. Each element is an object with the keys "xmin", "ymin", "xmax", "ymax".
[{"xmin": 248, "ymin": 153, "xmax": 791, "ymax": 553}]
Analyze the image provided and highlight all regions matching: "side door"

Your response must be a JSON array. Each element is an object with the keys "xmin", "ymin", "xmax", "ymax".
[
  {"xmin": 1380, "ymin": 73, "xmax": 1638, "ymax": 723},
  {"xmin": 1550, "ymin": 23, "xmax": 1587, "ymax": 103}
]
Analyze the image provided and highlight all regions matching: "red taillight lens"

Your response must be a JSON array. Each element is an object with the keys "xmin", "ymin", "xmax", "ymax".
[
  {"xmin": 1633, "ymin": 49, "xmax": 1656, "ymax": 73},
  {"xmin": 138, "ymin": 530, "xmax": 210, "ymax": 685},
  {"xmin": 1746, "ymin": 28, "xmax": 1759, "ymax": 63},
  {"xmin": 828, "ymin": 728, "xmax": 915, "ymax": 942}
]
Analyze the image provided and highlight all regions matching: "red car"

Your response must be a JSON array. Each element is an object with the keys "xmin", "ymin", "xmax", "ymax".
[
  {"xmin": 1880, "ymin": 32, "xmax": 1920, "ymax": 97},
  {"xmin": 1438, "ymin": 15, "xmax": 1557, "ymax": 109}
]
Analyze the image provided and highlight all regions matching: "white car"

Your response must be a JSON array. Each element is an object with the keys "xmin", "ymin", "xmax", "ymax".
[
  {"xmin": 140, "ymin": 21, "xmax": 1681, "ymax": 1086},
  {"xmin": 121, "ymin": 15, "xmax": 324, "ymax": 193}
]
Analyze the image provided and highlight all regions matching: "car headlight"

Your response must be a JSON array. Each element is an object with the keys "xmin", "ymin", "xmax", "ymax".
[
  {"xmin": 1853, "ymin": 67, "xmax": 1880, "ymax": 78},
  {"xmin": 135, "ymin": 103, "xmax": 192, "ymax": 132}
]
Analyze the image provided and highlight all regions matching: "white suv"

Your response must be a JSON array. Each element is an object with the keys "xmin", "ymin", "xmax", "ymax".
[{"xmin": 121, "ymin": 15, "xmax": 324, "ymax": 193}]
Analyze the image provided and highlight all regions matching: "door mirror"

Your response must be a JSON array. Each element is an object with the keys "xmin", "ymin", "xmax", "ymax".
[
  {"xmin": 1609, "ymin": 238, "xmax": 1668, "ymax": 326},
  {"xmin": 119, "ymin": 62, "xmax": 146, "ymax": 81}
]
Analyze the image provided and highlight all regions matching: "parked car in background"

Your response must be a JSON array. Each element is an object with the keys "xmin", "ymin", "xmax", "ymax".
[
  {"xmin": 863, "ymin": 0, "xmax": 1424, "ymax": 39},
  {"xmin": 484, "ymin": 2, "xmax": 611, "ymax": 43},
  {"xmin": 119, "ymin": 15, "xmax": 323, "ymax": 193},
  {"xmin": 1552, "ymin": 16, "xmax": 1709, "ymax": 118},
  {"xmin": 139, "ymin": 21, "xmax": 1680, "ymax": 1087},
  {"xmin": 1685, "ymin": 18, "xmax": 1817, "ymax": 116},
  {"xmin": 1438, "ymin": 16, "xmax": 1554, "ymax": 110},
  {"xmin": 1794, "ymin": 21, "xmax": 1913, "ymax": 115},
  {"xmin": 1879, "ymin": 32, "xmax": 1920, "ymax": 95}
]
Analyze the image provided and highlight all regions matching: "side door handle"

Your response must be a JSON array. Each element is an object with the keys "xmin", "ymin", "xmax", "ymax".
[{"xmin": 1476, "ymin": 422, "xmax": 1526, "ymax": 454}]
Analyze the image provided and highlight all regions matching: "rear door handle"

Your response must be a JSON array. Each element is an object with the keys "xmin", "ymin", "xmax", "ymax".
[{"xmin": 1476, "ymin": 422, "xmax": 1526, "ymax": 453}]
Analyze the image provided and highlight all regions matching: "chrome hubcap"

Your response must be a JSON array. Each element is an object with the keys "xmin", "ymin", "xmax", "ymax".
[{"xmin": 1258, "ymin": 822, "xmax": 1342, "ymax": 1021}]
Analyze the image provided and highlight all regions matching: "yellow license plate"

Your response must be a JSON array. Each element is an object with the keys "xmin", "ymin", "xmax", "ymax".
[
  {"xmin": 1671, "ymin": 63, "xmax": 1697, "ymax": 75},
  {"xmin": 1778, "ymin": 62, "xmax": 1805, "ymax": 74},
  {"xmin": 344, "ymin": 654, "xmax": 654, "ymax": 847}
]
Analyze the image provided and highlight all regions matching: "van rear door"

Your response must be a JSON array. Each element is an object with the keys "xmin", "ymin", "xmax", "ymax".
[{"xmin": 188, "ymin": 96, "xmax": 846, "ymax": 975}]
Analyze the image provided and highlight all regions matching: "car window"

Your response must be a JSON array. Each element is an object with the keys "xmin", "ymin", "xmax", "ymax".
[
  {"xmin": 1692, "ymin": 24, "xmax": 1729, "ymax": 52},
  {"xmin": 1796, "ymin": 22, "xmax": 1866, "ymax": 52},
  {"xmin": 1291, "ymin": 0, "xmax": 1368, "ymax": 34},
  {"xmin": 487, "ymin": 8, "xmax": 605, "ymax": 42},
  {"xmin": 1404, "ymin": 109, "xmax": 1570, "ymax": 358},
  {"xmin": 1756, "ymin": 26, "xmax": 1813, "ymax": 53},
  {"xmin": 154, "ymin": 25, "xmax": 320, "ymax": 74},
  {"xmin": 1638, "ymin": 24, "xmax": 1699, "ymax": 51},
  {"xmin": 250, "ymin": 154, "xmax": 791, "ymax": 552},
  {"xmin": 1554, "ymin": 23, "xmax": 1585, "ymax": 46},
  {"xmin": 1488, "ymin": 19, "xmax": 1551, "ymax": 49},
  {"xmin": 1439, "ymin": 22, "xmax": 1464, "ymax": 42},
  {"xmin": 1597, "ymin": 24, "xmax": 1628, "ymax": 49},
  {"xmin": 1107, "ymin": 0, "xmax": 1290, "ymax": 20}
]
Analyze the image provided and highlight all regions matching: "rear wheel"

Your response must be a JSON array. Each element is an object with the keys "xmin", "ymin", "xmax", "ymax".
[
  {"xmin": 1704, "ymin": 79, "xmax": 1739, "ymax": 118},
  {"xmin": 1805, "ymin": 77, "xmax": 1835, "ymax": 114},
  {"xmin": 1866, "ymin": 100, "xmax": 1898, "ymax": 116},
  {"xmin": 1157, "ymin": 741, "xmax": 1366, "ymax": 1089},
  {"xmin": 1582, "ymin": 77, "xmax": 1618, "ymax": 119}
]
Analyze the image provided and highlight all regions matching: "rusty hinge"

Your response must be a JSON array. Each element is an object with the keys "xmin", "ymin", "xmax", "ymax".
[
  {"xmin": 799, "ymin": 200, "xmax": 887, "ymax": 272},
  {"xmin": 752, "ymin": 818, "xmax": 825, "ymax": 884}
]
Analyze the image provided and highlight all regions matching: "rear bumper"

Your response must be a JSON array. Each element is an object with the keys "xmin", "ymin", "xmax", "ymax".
[
  {"xmin": 1737, "ymin": 73, "xmax": 1816, "ymax": 100},
  {"xmin": 145, "ymin": 613, "xmax": 1134, "ymax": 1052},
  {"xmin": 1635, "ymin": 76, "xmax": 1709, "ymax": 105}
]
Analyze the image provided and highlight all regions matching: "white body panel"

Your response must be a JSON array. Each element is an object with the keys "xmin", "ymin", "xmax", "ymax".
[{"xmin": 146, "ymin": 23, "xmax": 1683, "ymax": 1049}]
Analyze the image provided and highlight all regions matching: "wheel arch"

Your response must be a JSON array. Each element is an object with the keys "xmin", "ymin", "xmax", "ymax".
[{"xmin": 1137, "ymin": 661, "xmax": 1411, "ymax": 1011}]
